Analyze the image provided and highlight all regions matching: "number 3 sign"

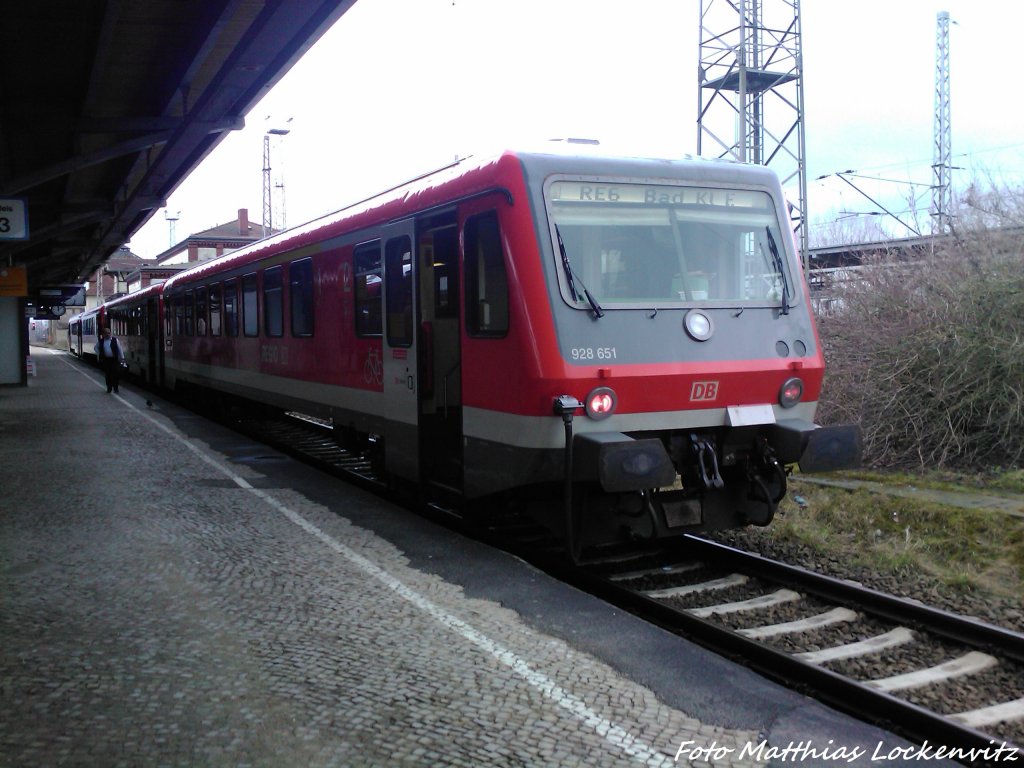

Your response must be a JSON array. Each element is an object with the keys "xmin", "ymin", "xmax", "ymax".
[{"xmin": 0, "ymin": 199, "xmax": 29, "ymax": 240}]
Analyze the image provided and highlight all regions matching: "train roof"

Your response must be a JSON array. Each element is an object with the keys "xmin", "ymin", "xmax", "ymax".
[
  {"xmin": 104, "ymin": 281, "xmax": 165, "ymax": 307},
  {"xmin": 161, "ymin": 146, "xmax": 784, "ymax": 291}
]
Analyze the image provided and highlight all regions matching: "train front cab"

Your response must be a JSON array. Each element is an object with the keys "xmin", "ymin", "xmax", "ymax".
[
  {"xmin": 367, "ymin": 153, "xmax": 860, "ymax": 548},
  {"xmin": 540, "ymin": 160, "xmax": 861, "ymax": 549}
]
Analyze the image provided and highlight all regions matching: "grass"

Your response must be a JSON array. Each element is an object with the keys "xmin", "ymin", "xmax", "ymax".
[
  {"xmin": 832, "ymin": 467, "xmax": 1024, "ymax": 496},
  {"xmin": 770, "ymin": 470, "xmax": 1024, "ymax": 600}
]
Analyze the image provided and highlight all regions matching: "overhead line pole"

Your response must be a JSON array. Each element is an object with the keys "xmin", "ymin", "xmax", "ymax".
[
  {"xmin": 931, "ymin": 11, "xmax": 953, "ymax": 235},
  {"xmin": 697, "ymin": 0, "xmax": 808, "ymax": 269}
]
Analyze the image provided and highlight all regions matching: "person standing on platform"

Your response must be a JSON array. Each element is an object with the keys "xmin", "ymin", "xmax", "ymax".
[{"xmin": 94, "ymin": 327, "xmax": 125, "ymax": 393}]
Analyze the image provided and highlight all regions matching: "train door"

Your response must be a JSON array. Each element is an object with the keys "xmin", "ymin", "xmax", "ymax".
[
  {"xmin": 146, "ymin": 297, "xmax": 159, "ymax": 385},
  {"xmin": 381, "ymin": 221, "xmax": 419, "ymax": 483},
  {"xmin": 416, "ymin": 211, "xmax": 463, "ymax": 492}
]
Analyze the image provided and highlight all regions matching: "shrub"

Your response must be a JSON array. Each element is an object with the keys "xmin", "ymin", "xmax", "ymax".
[{"xmin": 816, "ymin": 230, "xmax": 1024, "ymax": 470}]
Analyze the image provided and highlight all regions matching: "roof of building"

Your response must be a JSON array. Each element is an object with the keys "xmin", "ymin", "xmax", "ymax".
[{"xmin": 154, "ymin": 208, "xmax": 267, "ymax": 264}]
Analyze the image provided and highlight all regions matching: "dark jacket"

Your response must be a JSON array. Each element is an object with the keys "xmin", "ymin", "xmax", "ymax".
[{"xmin": 95, "ymin": 336, "xmax": 124, "ymax": 362}]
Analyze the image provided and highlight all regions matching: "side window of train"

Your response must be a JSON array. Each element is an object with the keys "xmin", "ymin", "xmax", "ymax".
[
  {"xmin": 290, "ymin": 257, "xmax": 314, "ymax": 337},
  {"xmin": 263, "ymin": 265, "xmax": 284, "ymax": 337},
  {"xmin": 354, "ymin": 241, "xmax": 382, "ymax": 337},
  {"xmin": 432, "ymin": 225, "xmax": 459, "ymax": 319},
  {"xmin": 385, "ymin": 236, "xmax": 413, "ymax": 347},
  {"xmin": 209, "ymin": 283, "xmax": 222, "ymax": 336},
  {"xmin": 196, "ymin": 286, "xmax": 209, "ymax": 336},
  {"xmin": 224, "ymin": 279, "xmax": 238, "ymax": 337},
  {"xmin": 185, "ymin": 289, "xmax": 195, "ymax": 336},
  {"xmin": 171, "ymin": 293, "xmax": 184, "ymax": 337},
  {"xmin": 464, "ymin": 210, "xmax": 509, "ymax": 337},
  {"xmin": 242, "ymin": 272, "xmax": 259, "ymax": 337}
]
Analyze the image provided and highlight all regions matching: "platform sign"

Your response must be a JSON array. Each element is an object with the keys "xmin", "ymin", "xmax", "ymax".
[
  {"xmin": 0, "ymin": 266, "xmax": 28, "ymax": 297},
  {"xmin": 0, "ymin": 198, "xmax": 29, "ymax": 240}
]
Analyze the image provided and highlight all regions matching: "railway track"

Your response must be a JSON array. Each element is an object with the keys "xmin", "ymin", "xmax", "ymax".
[
  {"xmin": 219, "ymin": 407, "xmax": 1024, "ymax": 764},
  {"xmin": 548, "ymin": 537, "xmax": 1024, "ymax": 765}
]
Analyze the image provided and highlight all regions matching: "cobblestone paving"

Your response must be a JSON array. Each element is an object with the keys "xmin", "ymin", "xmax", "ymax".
[{"xmin": 1, "ymin": 354, "xmax": 766, "ymax": 766}]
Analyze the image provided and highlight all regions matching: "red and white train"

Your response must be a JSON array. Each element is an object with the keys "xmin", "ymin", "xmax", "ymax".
[
  {"xmin": 76, "ymin": 146, "xmax": 860, "ymax": 550},
  {"xmin": 67, "ymin": 305, "xmax": 103, "ymax": 359}
]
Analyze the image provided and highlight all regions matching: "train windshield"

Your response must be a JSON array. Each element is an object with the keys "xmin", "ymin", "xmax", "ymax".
[{"xmin": 546, "ymin": 180, "xmax": 794, "ymax": 309}]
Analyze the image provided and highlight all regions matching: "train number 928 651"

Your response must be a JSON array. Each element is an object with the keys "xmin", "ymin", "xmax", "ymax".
[{"xmin": 570, "ymin": 347, "xmax": 617, "ymax": 361}]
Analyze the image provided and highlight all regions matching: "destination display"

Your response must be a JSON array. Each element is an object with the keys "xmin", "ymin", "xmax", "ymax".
[{"xmin": 548, "ymin": 181, "xmax": 766, "ymax": 209}]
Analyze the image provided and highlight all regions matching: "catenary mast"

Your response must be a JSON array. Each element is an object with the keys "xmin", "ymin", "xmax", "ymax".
[
  {"xmin": 697, "ymin": 0, "xmax": 808, "ymax": 267},
  {"xmin": 931, "ymin": 11, "xmax": 952, "ymax": 235}
]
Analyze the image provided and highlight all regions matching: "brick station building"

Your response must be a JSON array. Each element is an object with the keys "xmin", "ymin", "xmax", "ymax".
[{"xmin": 154, "ymin": 208, "xmax": 265, "ymax": 267}]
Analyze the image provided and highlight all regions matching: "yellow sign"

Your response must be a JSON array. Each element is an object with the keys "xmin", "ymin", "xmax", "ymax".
[{"xmin": 0, "ymin": 266, "xmax": 28, "ymax": 297}]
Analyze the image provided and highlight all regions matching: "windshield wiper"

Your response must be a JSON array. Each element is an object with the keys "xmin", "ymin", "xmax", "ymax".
[
  {"xmin": 765, "ymin": 226, "xmax": 790, "ymax": 316},
  {"xmin": 555, "ymin": 225, "xmax": 604, "ymax": 318}
]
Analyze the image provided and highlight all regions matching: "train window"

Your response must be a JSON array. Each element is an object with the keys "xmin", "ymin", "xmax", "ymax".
[
  {"xmin": 547, "ymin": 181, "xmax": 792, "ymax": 308},
  {"xmin": 185, "ymin": 289, "xmax": 195, "ymax": 336},
  {"xmin": 242, "ymin": 273, "xmax": 258, "ymax": 337},
  {"xmin": 263, "ymin": 266, "xmax": 283, "ymax": 337},
  {"xmin": 196, "ymin": 286, "xmax": 209, "ymax": 336},
  {"xmin": 354, "ymin": 241, "xmax": 382, "ymax": 337},
  {"xmin": 289, "ymin": 258, "xmax": 314, "ymax": 337},
  {"xmin": 429, "ymin": 226, "xmax": 459, "ymax": 319},
  {"xmin": 171, "ymin": 293, "xmax": 184, "ymax": 337},
  {"xmin": 385, "ymin": 236, "xmax": 412, "ymax": 347},
  {"xmin": 209, "ymin": 283, "xmax": 222, "ymax": 336},
  {"xmin": 464, "ymin": 211, "xmax": 509, "ymax": 337},
  {"xmin": 223, "ymin": 279, "xmax": 238, "ymax": 337}
]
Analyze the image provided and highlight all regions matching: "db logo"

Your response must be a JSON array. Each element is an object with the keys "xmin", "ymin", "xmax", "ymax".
[{"xmin": 690, "ymin": 381, "xmax": 719, "ymax": 402}]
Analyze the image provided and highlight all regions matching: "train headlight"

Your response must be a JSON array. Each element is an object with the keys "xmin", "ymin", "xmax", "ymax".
[
  {"xmin": 585, "ymin": 387, "xmax": 617, "ymax": 420},
  {"xmin": 779, "ymin": 377, "xmax": 804, "ymax": 408},
  {"xmin": 684, "ymin": 310, "xmax": 713, "ymax": 341}
]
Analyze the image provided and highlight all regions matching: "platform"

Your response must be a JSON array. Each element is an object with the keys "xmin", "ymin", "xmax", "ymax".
[{"xmin": 0, "ymin": 348, "xmax": 948, "ymax": 766}]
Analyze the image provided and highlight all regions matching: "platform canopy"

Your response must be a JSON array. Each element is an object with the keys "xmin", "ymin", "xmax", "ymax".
[{"xmin": 0, "ymin": 0, "xmax": 357, "ymax": 304}]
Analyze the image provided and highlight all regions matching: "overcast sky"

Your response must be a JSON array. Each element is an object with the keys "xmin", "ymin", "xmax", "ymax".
[{"xmin": 128, "ymin": 0, "xmax": 1024, "ymax": 257}]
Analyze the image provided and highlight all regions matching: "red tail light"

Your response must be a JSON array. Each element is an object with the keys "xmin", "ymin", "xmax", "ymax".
[
  {"xmin": 779, "ymin": 377, "xmax": 803, "ymax": 408},
  {"xmin": 585, "ymin": 387, "xmax": 617, "ymax": 420}
]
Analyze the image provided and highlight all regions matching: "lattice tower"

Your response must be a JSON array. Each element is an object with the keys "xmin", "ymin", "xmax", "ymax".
[
  {"xmin": 932, "ymin": 11, "xmax": 952, "ymax": 234},
  {"xmin": 262, "ymin": 133, "xmax": 272, "ymax": 238},
  {"xmin": 698, "ymin": 0, "xmax": 808, "ymax": 266}
]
